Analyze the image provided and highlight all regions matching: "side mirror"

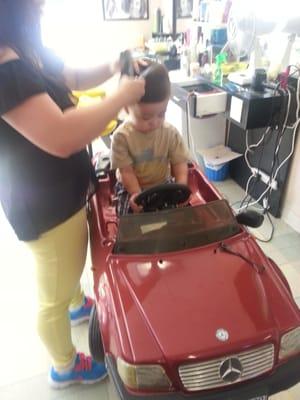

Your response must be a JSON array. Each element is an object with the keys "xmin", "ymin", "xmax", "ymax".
[{"xmin": 236, "ymin": 210, "xmax": 264, "ymax": 228}]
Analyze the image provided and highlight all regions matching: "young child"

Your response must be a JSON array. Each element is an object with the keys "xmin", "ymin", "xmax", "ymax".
[{"xmin": 111, "ymin": 62, "xmax": 190, "ymax": 215}]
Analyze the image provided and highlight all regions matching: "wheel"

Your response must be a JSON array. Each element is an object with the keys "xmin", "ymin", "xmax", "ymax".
[{"xmin": 88, "ymin": 305, "xmax": 105, "ymax": 362}]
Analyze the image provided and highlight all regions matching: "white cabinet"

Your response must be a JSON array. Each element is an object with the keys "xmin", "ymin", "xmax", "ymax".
[{"xmin": 166, "ymin": 98, "xmax": 226, "ymax": 169}]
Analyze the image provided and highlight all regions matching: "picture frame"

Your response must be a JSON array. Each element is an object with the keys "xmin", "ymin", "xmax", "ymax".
[
  {"xmin": 102, "ymin": 0, "xmax": 149, "ymax": 21},
  {"xmin": 176, "ymin": 0, "xmax": 193, "ymax": 19}
]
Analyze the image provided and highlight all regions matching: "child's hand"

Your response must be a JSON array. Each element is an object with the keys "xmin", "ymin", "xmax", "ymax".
[
  {"xmin": 119, "ymin": 76, "xmax": 145, "ymax": 106},
  {"xmin": 129, "ymin": 192, "xmax": 143, "ymax": 213},
  {"xmin": 178, "ymin": 193, "xmax": 192, "ymax": 208}
]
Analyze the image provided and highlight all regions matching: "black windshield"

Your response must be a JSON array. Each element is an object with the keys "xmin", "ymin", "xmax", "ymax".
[{"xmin": 114, "ymin": 200, "xmax": 240, "ymax": 255}]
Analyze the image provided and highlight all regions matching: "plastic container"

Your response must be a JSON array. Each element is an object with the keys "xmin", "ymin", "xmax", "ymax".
[
  {"xmin": 204, "ymin": 162, "xmax": 229, "ymax": 181},
  {"xmin": 211, "ymin": 28, "xmax": 228, "ymax": 46}
]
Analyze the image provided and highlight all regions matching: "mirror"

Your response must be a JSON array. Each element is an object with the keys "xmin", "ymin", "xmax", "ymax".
[
  {"xmin": 176, "ymin": 0, "xmax": 193, "ymax": 37},
  {"xmin": 154, "ymin": 1, "xmax": 194, "ymax": 39}
]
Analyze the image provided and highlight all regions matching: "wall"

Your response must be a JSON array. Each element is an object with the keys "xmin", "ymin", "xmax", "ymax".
[
  {"xmin": 98, "ymin": 0, "xmax": 162, "ymax": 60},
  {"xmin": 43, "ymin": 0, "xmax": 162, "ymax": 67},
  {"xmin": 43, "ymin": 0, "xmax": 193, "ymax": 68},
  {"xmin": 282, "ymin": 134, "xmax": 300, "ymax": 232},
  {"xmin": 97, "ymin": 0, "xmax": 165, "ymax": 92},
  {"xmin": 177, "ymin": 18, "xmax": 193, "ymax": 34},
  {"xmin": 98, "ymin": 0, "xmax": 192, "ymax": 58}
]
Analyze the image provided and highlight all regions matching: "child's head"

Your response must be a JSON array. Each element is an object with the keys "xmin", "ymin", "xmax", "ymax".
[{"xmin": 128, "ymin": 62, "xmax": 170, "ymax": 133}]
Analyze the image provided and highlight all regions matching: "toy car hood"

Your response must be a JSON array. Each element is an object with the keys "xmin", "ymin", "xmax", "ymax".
[{"xmin": 108, "ymin": 237, "xmax": 299, "ymax": 363}]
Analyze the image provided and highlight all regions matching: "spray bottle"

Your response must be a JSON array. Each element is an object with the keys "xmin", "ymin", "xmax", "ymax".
[{"xmin": 214, "ymin": 52, "xmax": 227, "ymax": 85}]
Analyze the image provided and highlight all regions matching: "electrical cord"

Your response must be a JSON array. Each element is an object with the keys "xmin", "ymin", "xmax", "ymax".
[
  {"xmin": 247, "ymin": 87, "xmax": 300, "ymax": 238},
  {"xmin": 184, "ymin": 88, "xmax": 273, "ymax": 228},
  {"xmin": 187, "ymin": 69, "xmax": 299, "ymax": 242},
  {"xmin": 238, "ymin": 128, "xmax": 269, "ymax": 210},
  {"xmin": 267, "ymin": 77, "xmax": 300, "ymax": 197},
  {"xmin": 234, "ymin": 127, "xmax": 272, "ymax": 212},
  {"xmin": 238, "ymin": 129, "xmax": 275, "ymax": 242},
  {"xmin": 272, "ymin": 118, "xmax": 299, "ymax": 183},
  {"xmin": 237, "ymin": 83, "xmax": 284, "ymax": 212},
  {"xmin": 235, "ymin": 82, "xmax": 293, "ymax": 214},
  {"xmin": 232, "ymin": 76, "xmax": 298, "ymax": 243},
  {"xmin": 256, "ymin": 211, "xmax": 275, "ymax": 243},
  {"xmin": 264, "ymin": 126, "xmax": 282, "ymax": 209},
  {"xmin": 263, "ymin": 88, "xmax": 288, "ymax": 202},
  {"xmin": 186, "ymin": 91, "xmax": 201, "ymax": 163},
  {"xmin": 247, "ymin": 130, "xmax": 268, "ymax": 206},
  {"xmin": 251, "ymin": 159, "xmax": 276, "ymax": 242},
  {"xmin": 262, "ymin": 85, "xmax": 293, "ymax": 209},
  {"xmin": 185, "ymin": 87, "xmax": 274, "ymax": 241},
  {"xmin": 243, "ymin": 127, "xmax": 271, "ymax": 197},
  {"xmin": 288, "ymin": 65, "xmax": 300, "ymax": 74}
]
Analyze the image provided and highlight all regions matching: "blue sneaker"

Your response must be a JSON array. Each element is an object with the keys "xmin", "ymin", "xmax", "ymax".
[
  {"xmin": 49, "ymin": 353, "xmax": 107, "ymax": 388},
  {"xmin": 69, "ymin": 296, "xmax": 94, "ymax": 326}
]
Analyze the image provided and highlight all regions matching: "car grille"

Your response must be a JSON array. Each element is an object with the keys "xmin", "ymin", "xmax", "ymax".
[{"xmin": 178, "ymin": 344, "xmax": 274, "ymax": 392}]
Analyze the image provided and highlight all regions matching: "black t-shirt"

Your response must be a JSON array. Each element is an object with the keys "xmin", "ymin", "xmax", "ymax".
[{"xmin": 0, "ymin": 51, "xmax": 94, "ymax": 241}]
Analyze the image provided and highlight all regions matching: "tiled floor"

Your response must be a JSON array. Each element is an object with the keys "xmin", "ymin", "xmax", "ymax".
[{"xmin": 0, "ymin": 178, "xmax": 299, "ymax": 400}]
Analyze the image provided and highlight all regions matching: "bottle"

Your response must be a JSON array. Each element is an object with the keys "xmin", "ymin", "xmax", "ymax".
[
  {"xmin": 199, "ymin": 1, "xmax": 207, "ymax": 22},
  {"xmin": 222, "ymin": 0, "xmax": 232, "ymax": 23},
  {"xmin": 201, "ymin": 50, "xmax": 209, "ymax": 67},
  {"xmin": 197, "ymin": 31, "xmax": 205, "ymax": 66},
  {"xmin": 160, "ymin": 15, "xmax": 163, "ymax": 33},
  {"xmin": 167, "ymin": 36, "xmax": 173, "ymax": 52},
  {"xmin": 214, "ymin": 52, "xmax": 227, "ymax": 86},
  {"xmin": 181, "ymin": 46, "xmax": 190, "ymax": 76},
  {"xmin": 163, "ymin": 15, "xmax": 171, "ymax": 34},
  {"xmin": 154, "ymin": 8, "xmax": 162, "ymax": 34},
  {"xmin": 190, "ymin": 62, "xmax": 200, "ymax": 78}
]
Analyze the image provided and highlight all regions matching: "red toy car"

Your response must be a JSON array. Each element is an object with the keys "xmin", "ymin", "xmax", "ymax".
[{"xmin": 88, "ymin": 159, "xmax": 300, "ymax": 400}]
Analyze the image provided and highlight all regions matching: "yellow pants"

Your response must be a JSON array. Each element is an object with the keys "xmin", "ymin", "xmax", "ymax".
[{"xmin": 25, "ymin": 208, "xmax": 88, "ymax": 371}]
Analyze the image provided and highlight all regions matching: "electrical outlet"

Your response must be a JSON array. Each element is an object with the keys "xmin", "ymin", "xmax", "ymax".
[
  {"xmin": 270, "ymin": 179, "xmax": 278, "ymax": 191},
  {"xmin": 256, "ymin": 169, "xmax": 278, "ymax": 191},
  {"xmin": 263, "ymin": 197, "xmax": 269, "ymax": 210},
  {"xmin": 251, "ymin": 167, "xmax": 259, "ymax": 176},
  {"xmin": 258, "ymin": 170, "xmax": 270, "ymax": 185}
]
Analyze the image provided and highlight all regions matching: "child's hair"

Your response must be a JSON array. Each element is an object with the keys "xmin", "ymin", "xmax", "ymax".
[{"xmin": 139, "ymin": 62, "xmax": 170, "ymax": 103}]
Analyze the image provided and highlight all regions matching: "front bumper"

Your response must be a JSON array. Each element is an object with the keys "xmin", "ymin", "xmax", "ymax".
[{"xmin": 106, "ymin": 354, "xmax": 300, "ymax": 400}]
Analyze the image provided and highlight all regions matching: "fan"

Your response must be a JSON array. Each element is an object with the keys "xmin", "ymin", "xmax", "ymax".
[
  {"xmin": 225, "ymin": 0, "xmax": 300, "ymax": 85},
  {"xmin": 227, "ymin": 3, "xmax": 256, "ymax": 60}
]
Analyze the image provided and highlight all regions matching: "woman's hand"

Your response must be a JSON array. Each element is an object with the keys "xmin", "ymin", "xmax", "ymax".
[
  {"xmin": 118, "ymin": 76, "xmax": 145, "ymax": 106},
  {"xmin": 113, "ymin": 57, "xmax": 148, "ymax": 76},
  {"xmin": 132, "ymin": 58, "xmax": 149, "ymax": 74},
  {"xmin": 116, "ymin": 50, "xmax": 150, "ymax": 77}
]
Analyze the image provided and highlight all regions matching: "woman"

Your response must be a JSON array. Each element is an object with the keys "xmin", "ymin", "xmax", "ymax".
[{"xmin": 0, "ymin": 0, "xmax": 145, "ymax": 388}]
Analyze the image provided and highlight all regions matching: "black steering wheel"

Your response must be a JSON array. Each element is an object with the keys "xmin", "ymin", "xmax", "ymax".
[{"xmin": 135, "ymin": 183, "xmax": 191, "ymax": 212}]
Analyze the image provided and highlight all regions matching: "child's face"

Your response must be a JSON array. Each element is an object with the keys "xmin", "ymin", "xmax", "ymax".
[{"xmin": 129, "ymin": 99, "xmax": 169, "ymax": 133}]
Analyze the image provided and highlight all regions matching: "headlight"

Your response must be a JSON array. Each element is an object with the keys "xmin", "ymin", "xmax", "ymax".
[
  {"xmin": 279, "ymin": 327, "xmax": 300, "ymax": 360},
  {"xmin": 117, "ymin": 358, "xmax": 172, "ymax": 391}
]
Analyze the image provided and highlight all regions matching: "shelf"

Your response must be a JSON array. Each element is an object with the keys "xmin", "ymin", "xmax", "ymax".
[
  {"xmin": 152, "ymin": 33, "xmax": 182, "ymax": 38},
  {"xmin": 194, "ymin": 21, "xmax": 227, "ymax": 29}
]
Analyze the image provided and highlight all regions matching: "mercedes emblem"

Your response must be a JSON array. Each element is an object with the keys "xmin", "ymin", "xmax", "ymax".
[
  {"xmin": 219, "ymin": 357, "xmax": 243, "ymax": 383},
  {"xmin": 216, "ymin": 328, "xmax": 229, "ymax": 342}
]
